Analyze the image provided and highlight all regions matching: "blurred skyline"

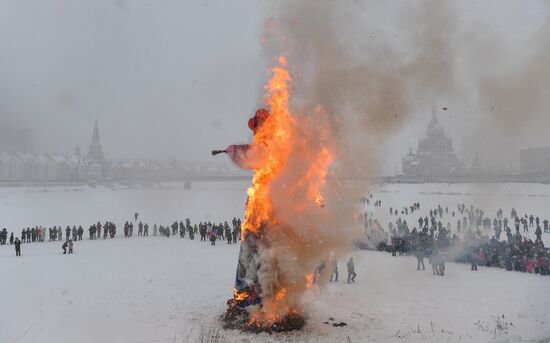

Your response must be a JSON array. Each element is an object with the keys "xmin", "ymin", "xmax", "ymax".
[{"xmin": 0, "ymin": 0, "xmax": 548, "ymax": 173}]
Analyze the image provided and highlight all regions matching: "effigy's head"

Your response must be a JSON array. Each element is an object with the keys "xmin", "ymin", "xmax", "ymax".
[{"xmin": 248, "ymin": 108, "xmax": 271, "ymax": 134}]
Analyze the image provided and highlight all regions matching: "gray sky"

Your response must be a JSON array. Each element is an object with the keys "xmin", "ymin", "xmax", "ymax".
[
  {"xmin": 0, "ymin": 1, "xmax": 548, "ymax": 173},
  {"xmin": 0, "ymin": 0, "xmax": 266, "ymax": 161}
]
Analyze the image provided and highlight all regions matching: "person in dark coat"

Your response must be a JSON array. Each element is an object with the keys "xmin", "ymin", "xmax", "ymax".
[
  {"xmin": 535, "ymin": 225, "xmax": 542, "ymax": 243},
  {"xmin": 179, "ymin": 224, "xmax": 185, "ymax": 238},
  {"xmin": 62, "ymin": 241, "xmax": 68, "ymax": 254},
  {"xmin": 469, "ymin": 248, "xmax": 478, "ymax": 271},
  {"xmin": 14, "ymin": 238, "xmax": 21, "ymax": 256},
  {"xmin": 9, "ymin": 232, "xmax": 14, "ymax": 244},
  {"xmin": 138, "ymin": 222, "xmax": 143, "ymax": 236},
  {"xmin": 77, "ymin": 226, "xmax": 84, "ymax": 240},
  {"xmin": 1, "ymin": 228, "xmax": 7, "ymax": 244},
  {"xmin": 200, "ymin": 225, "xmax": 206, "ymax": 241},
  {"xmin": 179, "ymin": 221, "xmax": 185, "ymax": 238},
  {"xmin": 226, "ymin": 226, "xmax": 232, "ymax": 244},
  {"xmin": 347, "ymin": 257, "xmax": 356, "ymax": 283},
  {"xmin": 232, "ymin": 228, "xmax": 237, "ymax": 244}
]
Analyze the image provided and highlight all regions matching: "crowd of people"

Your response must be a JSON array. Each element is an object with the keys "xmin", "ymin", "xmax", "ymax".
[
  {"xmin": 1, "ymin": 213, "xmax": 243, "ymax": 256},
  {"xmin": 364, "ymin": 197, "xmax": 550, "ymax": 277},
  {"xmin": 4, "ymin": 196, "xmax": 549, "ymax": 279}
]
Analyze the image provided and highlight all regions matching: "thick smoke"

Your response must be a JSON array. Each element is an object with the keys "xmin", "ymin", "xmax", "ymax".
[
  {"xmin": 261, "ymin": 0, "xmax": 464, "ymax": 177},
  {"xmin": 244, "ymin": 0, "xmax": 463, "ymax": 322},
  {"xmin": 243, "ymin": 0, "xmax": 547, "ymax": 322},
  {"xmin": 244, "ymin": 5, "xmax": 550, "ymax": 321},
  {"xmin": 264, "ymin": 0, "xmax": 550, "ymax": 173},
  {"xmin": 476, "ymin": 4, "xmax": 550, "ymax": 161}
]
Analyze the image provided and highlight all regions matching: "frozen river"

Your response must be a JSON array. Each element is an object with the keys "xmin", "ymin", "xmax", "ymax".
[{"xmin": 0, "ymin": 181, "xmax": 249, "ymax": 230}]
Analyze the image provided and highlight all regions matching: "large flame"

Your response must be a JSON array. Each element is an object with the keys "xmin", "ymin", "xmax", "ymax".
[
  {"xmin": 242, "ymin": 56, "xmax": 294, "ymax": 236},
  {"xmin": 243, "ymin": 56, "xmax": 334, "ymax": 237},
  {"xmin": 239, "ymin": 56, "xmax": 338, "ymax": 326}
]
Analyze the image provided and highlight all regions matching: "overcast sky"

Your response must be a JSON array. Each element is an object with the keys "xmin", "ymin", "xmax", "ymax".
[
  {"xmin": 0, "ymin": 1, "xmax": 548, "ymax": 173},
  {"xmin": 0, "ymin": 0, "xmax": 267, "ymax": 161}
]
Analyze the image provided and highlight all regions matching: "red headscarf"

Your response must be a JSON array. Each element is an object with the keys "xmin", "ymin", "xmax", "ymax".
[{"xmin": 248, "ymin": 108, "xmax": 270, "ymax": 133}]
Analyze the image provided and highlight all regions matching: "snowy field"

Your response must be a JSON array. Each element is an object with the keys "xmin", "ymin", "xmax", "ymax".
[
  {"xmin": 1, "ymin": 182, "xmax": 550, "ymax": 343},
  {"xmin": 0, "ymin": 181, "xmax": 249, "ymax": 229}
]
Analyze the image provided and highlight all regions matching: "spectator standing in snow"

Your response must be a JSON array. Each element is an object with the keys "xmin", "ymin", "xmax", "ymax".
[
  {"xmin": 470, "ymin": 248, "xmax": 478, "ymax": 271},
  {"xmin": 347, "ymin": 257, "xmax": 356, "ymax": 283},
  {"xmin": 14, "ymin": 238, "xmax": 21, "ymax": 256},
  {"xmin": 210, "ymin": 233, "xmax": 216, "ymax": 246}
]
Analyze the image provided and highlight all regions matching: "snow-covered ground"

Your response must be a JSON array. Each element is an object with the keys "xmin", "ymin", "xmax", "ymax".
[
  {"xmin": 1, "ymin": 182, "xmax": 549, "ymax": 343},
  {"xmin": 0, "ymin": 181, "xmax": 249, "ymax": 229}
]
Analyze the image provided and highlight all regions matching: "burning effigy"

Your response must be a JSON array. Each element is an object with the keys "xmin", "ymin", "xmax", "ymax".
[{"xmin": 213, "ymin": 56, "xmax": 354, "ymax": 332}]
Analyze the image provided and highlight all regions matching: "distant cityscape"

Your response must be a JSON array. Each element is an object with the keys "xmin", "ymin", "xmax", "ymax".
[
  {"xmin": 397, "ymin": 107, "xmax": 550, "ymax": 183},
  {"xmin": 1, "ymin": 111, "xmax": 550, "ymax": 184},
  {"xmin": 0, "ymin": 121, "xmax": 248, "ymax": 184}
]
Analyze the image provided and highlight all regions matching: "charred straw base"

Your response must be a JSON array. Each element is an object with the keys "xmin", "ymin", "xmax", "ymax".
[{"xmin": 221, "ymin": 303, "xmax": 306, "ymax": 333}]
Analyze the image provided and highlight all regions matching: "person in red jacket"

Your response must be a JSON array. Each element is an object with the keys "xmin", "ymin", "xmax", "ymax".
[{"xmin": 526, "ymin": 258, "xmax": 534, "ymax": 273}]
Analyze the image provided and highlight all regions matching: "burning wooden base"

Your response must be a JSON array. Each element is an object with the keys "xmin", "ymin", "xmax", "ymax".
[{"xmin": 222, "ymin": 302, "xmax": 306, "ymax": 333}]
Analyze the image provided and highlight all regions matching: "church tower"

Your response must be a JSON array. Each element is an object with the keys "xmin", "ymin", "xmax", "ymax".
[
  {"xmin": 83, "ymin": 120, "xmax": 105, "ymax": 181},
  {"xmin": 87, "ymin": 120, "xmax": 104, "ymax": 164}
]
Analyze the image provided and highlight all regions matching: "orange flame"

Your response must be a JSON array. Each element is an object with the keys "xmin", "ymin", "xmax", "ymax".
[
  {"xmin": 233, "ymin": 288, "xmax": 248, "ymax": 302},
  {"xmin": 305, "ymin": 273, "xmax": 314, "ymax": 289},
  {"xmin": 275, "ymin": 288, "xmax": 287, "ymax": 300},
  {"xmin": 240, "ymin": 55, "xmax": 335, "ymax": 326},
  {"xmin": 242, "ymin": 56, "xmax": 294, "ymax": 237}
]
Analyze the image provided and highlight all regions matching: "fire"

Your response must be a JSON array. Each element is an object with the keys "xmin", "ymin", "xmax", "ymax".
[
  {"xmin": 305, "ymin": 273, "xmax": 314, "ymax": 289},
  {"xmin": 235, "ymin": 55, "xmax": 335, "ymax": 327},
  {"xmin": 233, "ymin": 288, "xmax": 248, "ymax": 302},
  {"xmin": 275, "ymin": 288, "xmax": 287, "ymax": 300},
  {"xmin": 242, "ymin": 55, "xmax": 294, "ymax": 237},
  {"xmin": 242, "ymin": 57, "xmax": 334, "ymax": 236}
]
